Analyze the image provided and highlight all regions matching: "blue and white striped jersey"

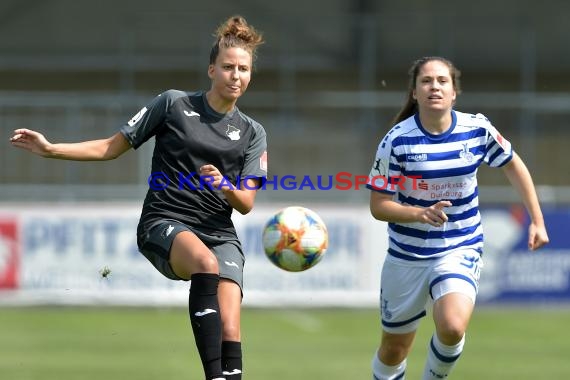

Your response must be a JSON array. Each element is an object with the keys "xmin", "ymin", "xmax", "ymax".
[{"xmin": 367, "ymin": 110, "xmax": 513, "ymax": 260}]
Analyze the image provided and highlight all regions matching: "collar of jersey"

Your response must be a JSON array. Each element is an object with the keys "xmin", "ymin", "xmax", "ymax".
[
  {"xmin": 201, "ymin": 92, "xmax": 238, "ymax": 119},
  {"xmin": 414, "ymin": 110, "xmax": 457, "ymax": 141}
]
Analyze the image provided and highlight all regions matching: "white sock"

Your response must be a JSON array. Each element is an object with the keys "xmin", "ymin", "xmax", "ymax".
[
  {"xmin": 372, "ymin": 351, "xmax": 406, "ymax": 380},
  {"xmin": 421, "ymin": 334, "xmax": 465, "ymax": 380}
]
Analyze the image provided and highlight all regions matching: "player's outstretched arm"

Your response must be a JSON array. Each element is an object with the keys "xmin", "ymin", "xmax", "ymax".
[
  {"xmin": 502, "ymin": 152, "xmax": 549, "ymax": 250},
  {"xmin": 10, "ymin": 129, "xmax": 131, "ymax": 161},
  {"xmin": 370, "ymin": 191, "xmax": 452, "ymax": 227}
]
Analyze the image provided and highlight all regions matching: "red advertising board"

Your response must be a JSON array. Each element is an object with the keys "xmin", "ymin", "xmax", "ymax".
[{"xmin": 0, "ymin": 219, "xmax": 19, "ymax": 289}]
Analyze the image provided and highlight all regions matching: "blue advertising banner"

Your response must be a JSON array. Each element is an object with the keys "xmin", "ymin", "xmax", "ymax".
[{"xmin": 478, "ymin": 206, "xmax": 570, "ymax": 303}]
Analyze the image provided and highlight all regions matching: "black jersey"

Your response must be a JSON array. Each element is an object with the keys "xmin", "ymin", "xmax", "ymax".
[{"xmin": 120, "ymin": 89, "xmax": 267, "ymax": 240}]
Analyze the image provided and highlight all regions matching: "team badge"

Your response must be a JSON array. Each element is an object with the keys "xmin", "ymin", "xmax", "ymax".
[
  {"xmin": 226, "ymin": 125, "xmax": 241, "ymax": 141},
  {"xmin": 459, "ymin": 143, "xmax": 474, "ymax": 163}
]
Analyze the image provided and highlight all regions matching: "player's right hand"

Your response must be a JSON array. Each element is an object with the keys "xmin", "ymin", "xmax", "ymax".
[
  {"xmin": 10, "ymin": 128, "xmax": 52, "ymax": 157},
  {"xmin": 420, "ymin": 200, "xmax": 452, "ymax": 227}
]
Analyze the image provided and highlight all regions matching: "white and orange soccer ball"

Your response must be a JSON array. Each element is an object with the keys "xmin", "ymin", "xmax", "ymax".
[{"xmin": 262, "ymin": 206, "xmax": 328, "ymax": 272}]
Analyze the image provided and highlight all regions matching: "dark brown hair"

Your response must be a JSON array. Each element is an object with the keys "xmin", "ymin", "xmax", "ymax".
[
  {"xmin": 209, "ymin": 15, "xmax": 264, "ymax": 65},
  {"xmin": 391, "ymin": 56, "xmax": 462, "ymax": 125}
]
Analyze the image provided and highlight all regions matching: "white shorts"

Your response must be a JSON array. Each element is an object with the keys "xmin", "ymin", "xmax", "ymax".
[{"xmin": 379, "ymin": 249, "xmax": 483, "ymax": 334}]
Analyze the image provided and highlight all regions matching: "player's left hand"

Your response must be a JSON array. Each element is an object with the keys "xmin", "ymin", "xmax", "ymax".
[{"xmin": 528, "ymin": 222, "xmax": 549, "ymax": 251}]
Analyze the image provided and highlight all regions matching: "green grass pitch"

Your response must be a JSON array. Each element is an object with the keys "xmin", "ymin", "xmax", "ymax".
[{"xmin": 0, "ymin": 306, "xmax": 568, "ymax": 379}]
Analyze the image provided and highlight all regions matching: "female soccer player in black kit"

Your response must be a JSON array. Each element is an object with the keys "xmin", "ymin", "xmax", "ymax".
[{"xmin": 11, "ymin": 15, "xmax": 267, "ymax": 380}]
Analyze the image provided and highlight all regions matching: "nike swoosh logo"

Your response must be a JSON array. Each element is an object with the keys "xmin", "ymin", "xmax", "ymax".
[
  {"xmin": 194, "ymin": 308, "xmax": 217, "ymax": 317},
  {"xmin": 224, "ymin": 261, "xmax": 239, "ymax": 268},
  {"xmin": 223, "ymin": 369, "xmax": 243, "ymax": 375},
  {"xmin": 184, "ymin": 110, "xmax": 200, "ymax": 117}
]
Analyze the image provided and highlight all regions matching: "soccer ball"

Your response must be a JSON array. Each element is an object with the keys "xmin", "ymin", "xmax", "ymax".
[{"xmin": 262, "ymin": 206, "xmax": 328, "ymax": 272}]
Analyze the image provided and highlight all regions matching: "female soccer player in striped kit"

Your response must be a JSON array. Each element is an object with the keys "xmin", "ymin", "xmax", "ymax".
[
  {"xmin": 367, "ymin": 56, "xmax": 549, "ymax": 379},
  {"xmin": 11, "ymin": 15, "xmax": 266, "ymax": 380}
]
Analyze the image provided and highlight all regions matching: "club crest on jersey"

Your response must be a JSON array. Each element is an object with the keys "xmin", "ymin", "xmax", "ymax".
[
  {"xmin": 459, "ymin": 143, "xmax": 474, "ymax": 163},
  {"xmin": 226, "ymin": 125, "xmax": 241, "ymax": 141}
]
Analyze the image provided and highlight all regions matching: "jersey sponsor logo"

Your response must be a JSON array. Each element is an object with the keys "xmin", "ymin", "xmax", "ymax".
[
  {"xmin": 183, "ymin": 110, "xmax": 200, "ymax": 117},
  {"xmin": 406, "ymin": 153, "xmax": 428, "ymax": 162},
  {"xmin": 127, "ymin": 107, "xmax": 148, "ymax": 127},
  {"xmin": 226, "ymin": 124, "xmax": 241, "ymax": 141},
  {"xmin": 418, "ymin": 181, "xmax": 429, "ymax": 190},
  {"xmin": 260, "ymin": 151, "xmax": 268, "ymax": 172},
  {"xmin": 194, "ymin": 308, "xmax": 217, "ymax": 317}
]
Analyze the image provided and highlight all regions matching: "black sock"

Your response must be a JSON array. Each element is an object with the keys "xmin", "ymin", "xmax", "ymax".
[
  {"xmin": 189, "ymin": 273, "xmax": 223, "ymax": 380},
  {"xmin": 222, "ymin": 341, "xmax": 242, "ymax": 379}
]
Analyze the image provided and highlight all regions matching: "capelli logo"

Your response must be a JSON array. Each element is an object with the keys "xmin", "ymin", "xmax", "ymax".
[{"xmin": 407, "ymin": 153, "xmax": 428, "ymax": 162}]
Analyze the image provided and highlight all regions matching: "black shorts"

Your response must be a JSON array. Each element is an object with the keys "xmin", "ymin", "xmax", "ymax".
[{"xmin": 138, "ymin": 220, "xmax": 245, "ymax": 290}]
